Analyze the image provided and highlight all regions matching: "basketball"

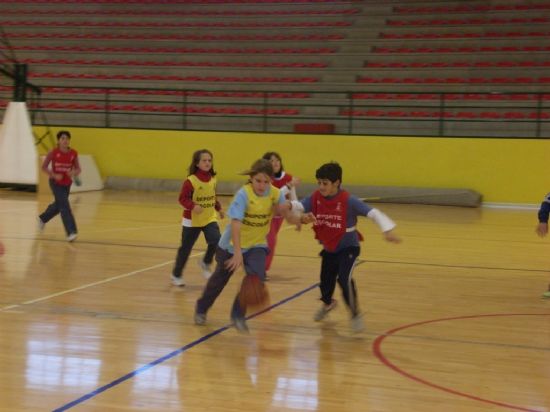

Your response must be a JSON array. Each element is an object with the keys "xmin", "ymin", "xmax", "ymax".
[{"xmin": 239, "ymin": 274, "xmax": 269, "ymax": 308}]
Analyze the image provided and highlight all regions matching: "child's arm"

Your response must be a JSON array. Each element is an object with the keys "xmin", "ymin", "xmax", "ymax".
[
  {"xmin": 41, "ymin": 151, "xmax": 62, "ymax": 180},
  {"xmin": 225, "ymin": 219, "xmax": 243, "ymax": 271},
  {"xmin": 367, "ymin": 208, "xmax": 401, "ymax": 243},
  {"xmin": 284, "ymin": 199, "xmax": 316, "ymax": 226},
  {"xmin": 536, "ymin": 194, "xmax": 550, "ymax": 237},
  {"xmin": 215, "ymin": 199, "xmax": 225, "ymax": 219},
  {"xmin": 68, "ymin": 155, "xmax": 81, "ymax": 177},
  {"xmin": 178, "ymin": 179, "xmax": 202, "ymax": 213},
  {"xmin": 348, "ymin": 194, "xmax": 402, "ymax": 243}
]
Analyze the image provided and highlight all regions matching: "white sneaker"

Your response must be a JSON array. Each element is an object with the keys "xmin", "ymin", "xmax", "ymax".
[
  {"xmin": 67, "ymin": 233, "xmax": 77, "ymax": 242},
  {"xmin": 232, "ymin": 317, "xmax": 249, "ymax": 334},
  {"xmin": 194, "ymin": 312, "xmax": 207, "ymax": 325},
  {"xmin": 351, "ymin": 314, "xmax": 365, "ymax": 333},
  {"xmin": 198, "ymin": 258, "xmax": 212, "ymax": 279},
  {"xmin": 171, "ymin": 275, "xmax": 185, "ymax": 287},
  {"xmin": 314, "ymin": 299, "xmax": 337, "ymax": 322},
  {"xmin": 37, "ymin": 217, "xmax": 45, "ymax": 232}
]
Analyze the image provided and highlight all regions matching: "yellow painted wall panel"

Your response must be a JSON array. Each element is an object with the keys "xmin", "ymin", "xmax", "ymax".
[{"xmin": 34, "ymin": 127, "xmax": 549, "ymax": 204}]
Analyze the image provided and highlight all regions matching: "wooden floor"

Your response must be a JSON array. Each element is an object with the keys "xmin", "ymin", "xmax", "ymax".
[{"xmin": 0, "ymin": 188, "xmax": 549, "ymax": 412}]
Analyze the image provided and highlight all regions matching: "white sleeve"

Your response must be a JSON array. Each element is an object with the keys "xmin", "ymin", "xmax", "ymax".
[
  {"xmin": 280, "ymin": 185, "xmax": 290, "ymax": 198},
  {"xmin": 289, "ymin": 186, "xmax": 298, "ymax": 201},
  {"xmin": 367, "ymin": 208, "xmax": 396, "ymax": 232},
  {"xmin": 290, "ymin": 200, "xmax": 305, "ymax": 213}
]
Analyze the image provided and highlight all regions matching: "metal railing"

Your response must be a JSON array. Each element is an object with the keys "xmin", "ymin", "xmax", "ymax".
[{"xmin": 1, "ymin": 85, "xmax": 550, "ymax": 138}]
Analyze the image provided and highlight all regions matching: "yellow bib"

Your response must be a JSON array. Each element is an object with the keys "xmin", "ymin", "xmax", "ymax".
[
  {"xmin": 239, "ymin": 184, "xmax": 280, "ymax": 248},
  {"xmin": 188, "ymin": 174, "xmax": 218, "ymax": 227}
]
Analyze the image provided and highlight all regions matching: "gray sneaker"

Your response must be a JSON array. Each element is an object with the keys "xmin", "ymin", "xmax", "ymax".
[
  {"xmin": 171, "ymin": 275, "xmax": 185, "ymax": 287},
  {"xmin": 232, "ymin": 317, "xmax": 249, "ymax": 334},
  {"xmin": 194, "ymin": 312, "xmax": 207, "ymax": 325},
  {"xmin": 351, "ymin": 314, "xmax": 365, "ymax": 333},
  {"xmin": 314, "ymin": 299, "xmax": 337, "ymax": 322},
  {"xmin": 37, "ymin": 217, "xmax": 45, "ymax": 232},
  {"xmin": 198, "ymin": 258, "xmax": 212, "ymax": 279}
]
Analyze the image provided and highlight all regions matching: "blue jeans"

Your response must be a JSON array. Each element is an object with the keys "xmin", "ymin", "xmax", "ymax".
[{"xmin": 39, "ymin": 179, "xmax": 77, "ymax": 235}]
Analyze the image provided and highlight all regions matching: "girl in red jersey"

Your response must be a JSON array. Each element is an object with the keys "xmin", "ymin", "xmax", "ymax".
[
  {"xmin": 262, "ymin": 152, "xmax": 300, "ymax": 275},
  {"xmin": 38, "ymin": 130, "xmax": 80, "ymax": 242},
  {"xmin": 171, "ymin": 149, "xmax": 224, "ymax": 287}
]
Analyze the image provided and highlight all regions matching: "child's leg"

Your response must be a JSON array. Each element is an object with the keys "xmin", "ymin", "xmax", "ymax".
[
  {"xmin": 335, "ymin": 247, "xmax": 361, "ymax": 317},
  {"xmin": 231, "ymin": 248, "xmax": 267, "ymax": 322},
  {"xmin": 55, "ymin": 184, "xmax": 77, "ymax": 235},
  {"xmin": 196, "ymin": 247, "xmax": 234, "ymax": 315},
  {"xmin": 265, "ymin": 216, "xmax": 284, "ymax": 271},
  {"xmin": 319, "ymin": 250, "xmax": 340, "ymax": 305},
  {"xmin": 39, "ymin": 180, "xmax": 63, "ymax": 224},
  {"xmin": 172, "ymin": 226, "xmax": 201, "ymax": 277},
  {"xmin": 202, "ymin": 222, "xmax": 221, "ymax": 265}
]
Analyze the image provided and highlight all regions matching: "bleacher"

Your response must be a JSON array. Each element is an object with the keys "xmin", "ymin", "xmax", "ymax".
[{"xmin": 1, "ymin": 0, "xmax": 550, "ymax": 137}]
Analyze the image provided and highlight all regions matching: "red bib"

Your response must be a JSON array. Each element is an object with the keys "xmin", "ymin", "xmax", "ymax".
[
  {"xmin": 51, "ymin": 148, "xmax": 78, "ymax": 186},
  {"xmin": 311, "ymin": 190, "xmax": 349, "ymax": 252}
]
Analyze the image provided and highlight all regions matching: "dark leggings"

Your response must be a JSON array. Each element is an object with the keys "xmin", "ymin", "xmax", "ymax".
[
  {"xmin": 318, "ymin": 246, "xmax": 361, "ymax": 317},
  {"xmin": 196, "ymin": 247, "xmax": 267, "ymax": 320},
  {"xmin": 172, "ymin": 222, "xmax": 221, "ymax": 277}
]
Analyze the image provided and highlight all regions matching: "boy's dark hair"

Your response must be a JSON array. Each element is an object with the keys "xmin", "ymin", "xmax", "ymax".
[
  {"xmin": 188, "ymin": 149, "xmax": 216, "ymax": 176},
  {"xmin": 262, "ymin": 151, "xmax": 284, "ymax": 172},
  {"xmin": 315, "ymin": 162, "xmax": 342, "ymax": 184},
  {"xmin": 56, "ymin": 130, "xmax": 71, "ymax": 139}
]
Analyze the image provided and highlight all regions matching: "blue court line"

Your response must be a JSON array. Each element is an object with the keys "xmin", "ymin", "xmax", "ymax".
[{"xmin": 52, "ymin": 282, "xmax": 319, "ymax": 412}]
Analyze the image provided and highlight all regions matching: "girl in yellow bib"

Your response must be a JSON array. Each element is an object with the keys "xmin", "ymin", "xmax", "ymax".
[
  {"xmin": 194, "ymin": 159, "xmax": 306, "ymax": 332},
  {"xmin": 171, "ymin": 149, "xmax": 224, "ymax": 287}
]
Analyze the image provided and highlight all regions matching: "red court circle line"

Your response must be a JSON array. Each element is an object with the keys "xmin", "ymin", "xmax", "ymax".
[{"xmin": 373, "ymin": 313, "xmax": 550, "ymax": 412}]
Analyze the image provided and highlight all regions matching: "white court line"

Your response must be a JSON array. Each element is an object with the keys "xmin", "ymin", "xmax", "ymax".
[
  {"xmin": 84, "ymin": 223, "xmax": 175, "ymax": 234},
  {"xmin": 0, "ymin": 252, "xmax": 201, "ymax": 312}
]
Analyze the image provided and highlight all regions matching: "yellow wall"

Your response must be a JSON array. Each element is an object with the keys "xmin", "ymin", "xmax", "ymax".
[{"xmin": 34, "ymin": 126, "xmax": 550, "ymax": 204}]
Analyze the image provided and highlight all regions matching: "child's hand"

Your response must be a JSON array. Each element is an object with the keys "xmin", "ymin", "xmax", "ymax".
[
  {"xmin": 301, "ymin": 212, "xmax": 316, "ymax": 225},
  {"xmin": 193, "ymin": 205, "xmax": 204, "ymax": 214},
  {"xmin": 52, "ymin": 173, "xmax": 63, "ymax": 181},
  {"xmin": 384, "ymin": 230, "xmax": 401, "ymax": 243},
  {"xmin": 536, "ymin": 222, "xmax": 548, "ymax": 237},
  {"xmin": 289, "ymin": 176, "xmax": 300, "ymax": 188},
  {"xmin": 225, "ymin": 251, "xmax": 243, "ymax": 272}
]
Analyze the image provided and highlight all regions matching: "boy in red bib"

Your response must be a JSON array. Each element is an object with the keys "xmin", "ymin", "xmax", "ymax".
[{"xmin": 292, "ymin": 162, "xmax": 401, "ymax": 332}]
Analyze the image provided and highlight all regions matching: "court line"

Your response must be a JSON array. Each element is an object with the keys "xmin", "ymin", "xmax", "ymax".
[
  {"xmin": 83, "ymin": 223, "xmax": 175, "ymax": 234},
  {"xmin": 373, "ymin": 313, "xmax": 550, "ymax": 412},
  {"xmin": 0, "ymin": 254, "xmax": 199, "ymax": 312},
  {"xmin": 52, "ymin": 282, "xmax": 319, "ymax": 412}
]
